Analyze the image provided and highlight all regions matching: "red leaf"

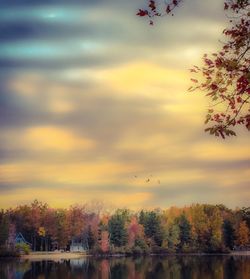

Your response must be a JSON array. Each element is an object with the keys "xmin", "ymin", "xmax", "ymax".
[
  {"xmin": 136, "ymin": 9, "xmax": 148, "ymax": 17},
  {"xmin": 149, "ymin": 0, "xmax": 156, "ymax": 11},
  {"xmin": 210, "ymin": 84, "xmax": 218, "ymax": 91},
  {"xmin": 219, "ymin": 130, "xmax": 225, "ymax": 139},
  {"xmin": 166, "ymin": 5, "xmax": 171, "ymax": 14},
  {"xmin": 224, "ymin": 3, "xmax": 229, "ymax": 10}
]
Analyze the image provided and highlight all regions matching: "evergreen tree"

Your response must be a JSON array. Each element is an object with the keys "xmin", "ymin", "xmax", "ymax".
[
  {"xmin": 139, "ymin": 211, "xmax": 163, "ymax": 246},
  {"xmin": 0, "ymin": 211, "xmax": 9, "ymax": 247},
  {"xmin": 223, "ymin": 220, "xmax": 235, "ymax": 250},
  {"xmin": 176, "ymin": 214, "xmax": 191, "ymax": 249},
  {"xmin": 108, "ymin": 211, "xmax": 128, "ymax": 247}
]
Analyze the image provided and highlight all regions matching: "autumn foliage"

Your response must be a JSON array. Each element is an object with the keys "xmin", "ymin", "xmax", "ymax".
[
  {"xmin": 137, "ymin": 0, "xmax": 250, "ymax": 138},
  {"xmin": 0, "ymin": 201, "xmax": 249, "ymax": 254}
]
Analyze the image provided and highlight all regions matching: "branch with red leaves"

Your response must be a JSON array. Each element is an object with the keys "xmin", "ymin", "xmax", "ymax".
[
  {"xmin": 137, "ymin": 0, "xmax": 250, "ymax": 138},
  {"xmin": 189, "ymin": 0, "xmax": 250, "ymax": 138},
  {"xmin": 137, "ymin": 0, "xmax": 183, "ymax": 25}
]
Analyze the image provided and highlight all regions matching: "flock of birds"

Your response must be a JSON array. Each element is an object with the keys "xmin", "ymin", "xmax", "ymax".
[{"xmin": 133, "ymin": 174, "xmax": 161, "ymax": 184}]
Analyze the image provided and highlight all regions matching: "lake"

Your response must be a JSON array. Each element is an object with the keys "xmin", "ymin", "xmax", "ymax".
[{"xmin": 0, "ymin": 255, "xmax": 250, "ymax": 279}]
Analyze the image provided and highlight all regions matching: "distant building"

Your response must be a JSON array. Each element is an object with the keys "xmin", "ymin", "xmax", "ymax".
[
  {"xmin": 6, "ymin": 232, "xmax": 31, "ymax": 251},
  {"xmin": 70, "ymin": 237, "xmax": 87, "ymax": 252},
  {"xmin": 15, "ymin": 232, "xmax": 31, "ymax": 246}
]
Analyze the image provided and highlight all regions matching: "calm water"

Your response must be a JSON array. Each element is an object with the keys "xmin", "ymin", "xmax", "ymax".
[{"xmin": 0, "ymin": 255, "xmax": 250, "ymax": 279}]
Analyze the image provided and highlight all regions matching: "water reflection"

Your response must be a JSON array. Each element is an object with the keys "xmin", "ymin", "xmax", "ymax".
[{"xmin": 0, "ymin": 256, "xmax": 249, "ymax": 279}]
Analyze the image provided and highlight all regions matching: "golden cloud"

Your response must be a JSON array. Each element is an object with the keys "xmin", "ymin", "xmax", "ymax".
[{"xmin": 24, "ymin": 126, "xmax": 95, "ymax": 151}]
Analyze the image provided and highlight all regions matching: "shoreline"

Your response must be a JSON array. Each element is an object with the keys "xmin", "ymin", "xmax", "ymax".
[
  {"xmin": 21, "ymin": 252, "xmax": 88, "ymax": 260},
  {"xmin": 18, "ymin": 250, "xmax": 250, "ymax": 260}
]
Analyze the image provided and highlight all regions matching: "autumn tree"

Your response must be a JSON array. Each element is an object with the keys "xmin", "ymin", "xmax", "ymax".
[
  {"xmin": 137, "ymin": 0, "xmax": 250, "ymax": 138},
  {"xmin": 53, "ymin": 209, "xmax": 68, "ymax": 250},
  {"xmin": 41, "ymin": 208, "xmax": 61, "ymax": 251},
  {"xmin": 87, "ymin": 214, "xmax": 100, "ymax": 250},
  {"xmin": 165, "ymin": 223, "xmax": 180, "ymax": 251},
  {"xmin": 66, "ymin": 205, "xmax": 86, "ymax": 240},
  {"xmin": 11, "ymin": 200, "xmax": 47, "ymax": 251},
  {"xmin": 100, "ymin": 231, "xmax": 110, "ymax": 253},
  {"xmin": 189, "ymin": 205, "xmax": 210, "ymax": 251},
  {"xmin": 127, "ymin": 216, "xmax": 145, "ymax": 248},
  {"xmin": 240, "ymin": 207, "xmax": 250, "ymax": 228},
  {"xmin": 82, "ymin": 225, "xmax": 95, "ymax": 250},
  {"xmin": 31, "ymin": 200, "xmax": 48, "ymax": 251},
  {"xmin": 236, "ymin": 220, "xmax": 249, "ymax": 247},
  {"xmin": 208, "ymin": 207, "xmax": 223, "ymax": 251}
]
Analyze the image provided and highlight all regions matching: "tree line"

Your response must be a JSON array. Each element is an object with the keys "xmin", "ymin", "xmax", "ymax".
[{"xmin": 0, "ymin": 200, "xmax": 249, "ymax": 255}]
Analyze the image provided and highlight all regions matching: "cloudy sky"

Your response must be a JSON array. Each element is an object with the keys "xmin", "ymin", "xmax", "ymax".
[{"xmin": 0, "ymin": 0, "xmax": 249, "ymax": 209}]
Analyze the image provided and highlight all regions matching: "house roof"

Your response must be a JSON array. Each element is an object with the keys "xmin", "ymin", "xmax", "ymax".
[{"xmin": 15, "ymin": 232, "xmax": 31, "ymax": 245}]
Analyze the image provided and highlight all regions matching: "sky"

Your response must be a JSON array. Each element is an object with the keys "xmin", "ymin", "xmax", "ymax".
[{"xmin": 0, "ymin": 0, "xmax": 249, "ymax": 210}]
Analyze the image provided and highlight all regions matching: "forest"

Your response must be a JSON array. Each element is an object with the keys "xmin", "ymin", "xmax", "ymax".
[{"xmin": 0, "ymin": 201, "xmax": 249, "ymax": 255}]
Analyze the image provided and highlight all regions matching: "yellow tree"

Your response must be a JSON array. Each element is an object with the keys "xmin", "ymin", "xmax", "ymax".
[
  {"xmin": 209, "ymin": 208, "xmax": 223, "ymax": 251},
  {"xmin": 190, "ymin": 205, "xmax": 209, "ymax": 250},
  {"xmin": 236, "ymin": 220, "xmax": 249, "ymax": 247},
  {"xmin": 38, "ymin": 226, "xmax": 46, "ymax": 251}
]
